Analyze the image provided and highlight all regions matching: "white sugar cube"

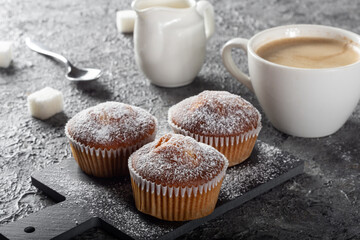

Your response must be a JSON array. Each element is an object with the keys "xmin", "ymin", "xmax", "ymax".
[
  {"xmin": 0, "ymin": 41, "xmax": 13, "ymax": 68},
  {"xmin": 28, "ymin": 87, "xmax": 64, "ymax": 120},
  {"xmin": 116, "ymin": 10, "xmax": 136, "ymax": 33}
]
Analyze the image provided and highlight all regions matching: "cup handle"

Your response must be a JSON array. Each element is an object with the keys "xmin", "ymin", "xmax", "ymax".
[
  {"xmin": 196, "ymin": 1, "xmax": 215, "ymax": 40},
  {"xmin": 221, "ymin": 38, "xmax": 254, "ymax": 92}
]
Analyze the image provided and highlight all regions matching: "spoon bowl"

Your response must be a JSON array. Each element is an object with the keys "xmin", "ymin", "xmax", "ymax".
[
  {"xmin": 66, "ymin": 64, "xmax": 102, "ymax": 81},
  {"xmin": 26, "ymin": 38, "xmax": 102, "ymax": 82}
]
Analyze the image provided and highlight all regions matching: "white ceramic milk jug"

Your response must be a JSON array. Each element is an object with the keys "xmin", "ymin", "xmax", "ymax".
[{"xmin": 132, "ymin": 0, "xmax": 214, "ymax": 87}]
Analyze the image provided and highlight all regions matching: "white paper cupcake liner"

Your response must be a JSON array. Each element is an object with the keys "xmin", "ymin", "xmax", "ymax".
[
  {"xmin": 128, "ymin": 156, "xmax": 228, "ymax": 198},
  {"xmin": 167, "ymin": 114, "xmax": 262, "ymax": 148}
]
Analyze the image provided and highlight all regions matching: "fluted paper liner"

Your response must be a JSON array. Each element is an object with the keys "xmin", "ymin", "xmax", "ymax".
[
  {"xmin": 65, "ymin": 127, "xmax": 156, "ymax": 178},
  {"xmin": 168, "ymin": 114, "xmax": 262, "ymax": 167},
  {"xmin": 128, "ymin": 155, "xmax": 228, "ymax": 221}
]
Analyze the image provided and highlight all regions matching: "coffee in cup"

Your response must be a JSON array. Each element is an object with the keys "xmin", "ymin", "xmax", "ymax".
[{"xmin": 256, "ymin": 37, "xmax": 360, "ymax": 69}]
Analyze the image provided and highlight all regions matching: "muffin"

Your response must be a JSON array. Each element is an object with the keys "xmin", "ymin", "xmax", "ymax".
[
  {"xmin": 65, "ymin": 101, "xmax": 157, "ymax": 177},
  {"xmin": 168, "ymin": 91, "xmax": 261, "ymax": 167},
  {"xmin": 128, "ymin": 133, "xmax": 228, "ymax": 221}
]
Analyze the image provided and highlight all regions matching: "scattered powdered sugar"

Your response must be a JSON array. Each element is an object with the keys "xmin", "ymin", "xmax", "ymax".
[
  {"xmin": 168, "ymin": 91, "xmax": 261, "ymax": 136},
  {"xmin": 130, "ymin": 133, "xmax": 228, "ymax": 186},
  {"xmin": 65, "ymin": 102, "xmax": 156, "ymax": 148},
  {"xmin": 219, "ymin": 141, "xmax": 299, "ymax": 201}
]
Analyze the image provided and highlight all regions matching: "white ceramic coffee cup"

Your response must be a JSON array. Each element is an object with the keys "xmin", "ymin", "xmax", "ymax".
[{"xmin": 222, "ymin": 24, "xmax": 360, "ymax": 138}]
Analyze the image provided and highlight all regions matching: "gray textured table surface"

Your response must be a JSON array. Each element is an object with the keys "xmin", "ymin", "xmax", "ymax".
[{"xmin": 0, "ymin": 0, "xmax": 359, "ymax": 239}]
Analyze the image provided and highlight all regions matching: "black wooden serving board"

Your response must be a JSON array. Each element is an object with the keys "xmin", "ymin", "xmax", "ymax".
[{"xmin": 0, "ymin": 141, "xmax": 304, "ymax": 240}]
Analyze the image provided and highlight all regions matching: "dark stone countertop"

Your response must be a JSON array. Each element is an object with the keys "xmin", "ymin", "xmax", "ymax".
[{"xmin": 0, "ymin": 0, "xmax": 359, "ymax": 239}]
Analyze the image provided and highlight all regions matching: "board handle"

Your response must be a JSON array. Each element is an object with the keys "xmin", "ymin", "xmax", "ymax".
[
  {"xmin": 0, "ymin": 202, "xmax": 95, "ymax": 240},
  {"xmin": 0, "ymin": 201, "xmax": 133, "ymax": 240}
]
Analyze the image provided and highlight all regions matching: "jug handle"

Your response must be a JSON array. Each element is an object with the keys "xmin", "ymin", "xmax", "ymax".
[{"xmin": 196, "ymin": 1, "xmax": 215, "ymax": 39}]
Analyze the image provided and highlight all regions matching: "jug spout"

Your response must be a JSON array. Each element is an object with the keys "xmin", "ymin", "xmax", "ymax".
[{"xmin": 132, "ymin": 0, "xmax": 195, "ymax": 14}]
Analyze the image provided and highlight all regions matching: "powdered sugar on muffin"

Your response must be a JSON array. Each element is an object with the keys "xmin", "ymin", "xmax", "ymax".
[
  {"xmin": 130, "ymin": 133, "xmax": 228, "ymax": 187},
  {"xmin": 168, "ymin": 91, "xmax": 261, "ymax": 136},
  {"xmin": 66, "ymin": 101, "xmax": 157, "ymax": 149}
]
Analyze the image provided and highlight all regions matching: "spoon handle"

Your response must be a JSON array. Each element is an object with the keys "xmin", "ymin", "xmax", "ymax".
[{"xmin": 25, "ymin": 38, "xmax": 71, "ymax": 67}]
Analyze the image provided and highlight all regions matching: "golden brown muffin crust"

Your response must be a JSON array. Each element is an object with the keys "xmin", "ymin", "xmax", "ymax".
[
  {"xmin": 130, "ymin": 133, "xmax": 228, "ymax": 187},
  {"xmin": 65, "ymin": 102, "xmax": 157, "ymax": 149},
  {"xmin": 169, "ymin": 91, "xmax": 261, "ymax": 136}
]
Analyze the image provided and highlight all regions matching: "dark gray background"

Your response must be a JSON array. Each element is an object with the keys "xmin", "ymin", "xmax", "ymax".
[{"xmin": 0, "ymin": 0, "xmax": 359, "ymax": 239}]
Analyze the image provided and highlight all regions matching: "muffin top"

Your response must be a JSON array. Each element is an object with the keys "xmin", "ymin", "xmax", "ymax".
[
  {"xmin": 65, "ymin": 102, "xmax": 157, "ymax": 149},
  {"xmin": 168, "ymin": 91, "xmax": 261, "ymax": 136},
  {"xmin": 129, "ymin": 133, "xmax": 228, "ymax": 187}
]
